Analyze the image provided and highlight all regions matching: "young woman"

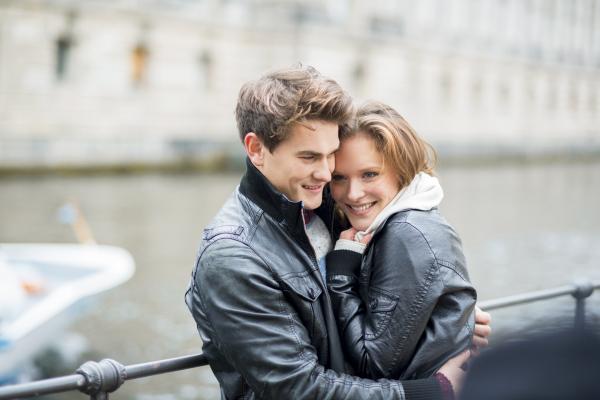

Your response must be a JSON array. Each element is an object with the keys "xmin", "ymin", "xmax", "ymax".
[{"xmin": 325, "ymin": 100, "xmax": 477, "ymax": 384}]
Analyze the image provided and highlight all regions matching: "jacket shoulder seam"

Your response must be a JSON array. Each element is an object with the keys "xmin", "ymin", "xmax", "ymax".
[
  {"xmin": 435, "ymin": 259, "xmax": 470, "ymax": 284},
  {"xmin": 388, "ymin": 219, "xmax": 469, "ymax": 282}
]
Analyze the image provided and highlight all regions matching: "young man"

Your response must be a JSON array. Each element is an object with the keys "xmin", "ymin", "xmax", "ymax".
[{"xmin": 185, "ymin": 65, "xmax": 489, "ymax": 400}]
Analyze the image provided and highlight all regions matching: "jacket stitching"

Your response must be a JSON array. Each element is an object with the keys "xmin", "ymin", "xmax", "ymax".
[
  {"xmin": 391, "ymin": 212, "xmax": 471, "ymax": 284},
  {"xmin": 436, "ymin": 259, "xmax": 471, "ymax": 284},
  {"xmin": 381, "ymin": 220, "xmax": 440, "ymax": 378},
  {"xmin": 386, "ymin": 222, "xmax": 439, "ymax": 375},
  {"xmin": 387, "ymin": 258, "xmax": 439, "ymax": 378},
  {"xmin": 464, "ymin": 320, "xmax": 474, "ymax": 335},
  {"xmin": 378, "ymin": 218, "xmax": 474, "ymax": 378}
]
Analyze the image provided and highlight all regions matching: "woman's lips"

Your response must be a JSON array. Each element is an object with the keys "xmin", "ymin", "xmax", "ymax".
[{"xmin": 345, "ymin": 201, "xmax": 376, "ymax": 216}]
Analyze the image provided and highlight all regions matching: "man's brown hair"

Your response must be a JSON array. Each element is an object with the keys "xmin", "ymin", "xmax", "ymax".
[
  {"xmin": 236, "ymin": 64, "xmax": 354, "ymax": 152},
  {"xmin": 339, "ymin": 100, "xmax": 438, "ymax": 191}
]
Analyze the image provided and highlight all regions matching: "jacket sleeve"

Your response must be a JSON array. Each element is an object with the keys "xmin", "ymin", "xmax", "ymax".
[
  {"xmin": 326, "ymin": 221, "xmax": 476, "ymax": 380},
  {"xmin": 187, "ymin": 238, "xmax": 444, "ymax": 400}
]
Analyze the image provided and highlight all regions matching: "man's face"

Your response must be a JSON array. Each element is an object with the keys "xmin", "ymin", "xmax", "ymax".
[{"xmin": 260, "ymin": 120, "xmax": 339, "ymax": 210}]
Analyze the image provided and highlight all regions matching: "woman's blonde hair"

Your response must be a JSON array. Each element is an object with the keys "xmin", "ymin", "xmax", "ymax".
[{"xmin": 339, "ymin": 100, "xmax": 437, "ymax": 190}]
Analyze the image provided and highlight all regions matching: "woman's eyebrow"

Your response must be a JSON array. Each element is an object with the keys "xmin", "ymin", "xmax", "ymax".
[{"xmin": 335, "ymin": 165, "xmax": 381, "ymax": 174}]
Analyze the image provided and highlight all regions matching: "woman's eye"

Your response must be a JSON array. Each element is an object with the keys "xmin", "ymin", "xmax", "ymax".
[
  {"xmin": 363, "ymin": 172, "xmax": 378, "ymax": 179},
  {"xmin": 331, "ymin": 175, "xmax": 344, "ymax": 181}
]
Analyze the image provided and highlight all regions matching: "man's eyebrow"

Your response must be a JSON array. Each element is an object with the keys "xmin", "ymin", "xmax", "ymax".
[{"xmin": 295, "ymin": 150, "xmax": 323, "ymax": 157}]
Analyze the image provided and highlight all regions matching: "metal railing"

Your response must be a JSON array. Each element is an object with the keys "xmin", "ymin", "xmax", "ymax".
[
  {"xmin": 1, "ymin": 278, "xmax": 599, "ymax": 400},
  {"xmin": 477, "ymin": 277, "xmax": 600, "ymax": 330},
  {"xmin": 0, "ymin": 354, "xmax": 207, "ymax": 400}
]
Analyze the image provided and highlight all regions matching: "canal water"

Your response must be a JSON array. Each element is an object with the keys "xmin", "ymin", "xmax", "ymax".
[{"xmin": 1, "ymin": 161, "xmax": 599, "ymax": 399}]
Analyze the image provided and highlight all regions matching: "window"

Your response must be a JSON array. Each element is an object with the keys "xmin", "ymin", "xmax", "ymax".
[
  {"xmin": 525, "ymin": 80, "xmax": 536, "ymax": 110},
  {"xmin": 589, "ymin": 85, "xmax": 597, "ymax": 112},
  {"xmin": 352, "ymin": 62, "xmax": 366, "ymax": 97},
  {"xmin": 132, "ymin": 44, "xmax": 148, "ymax": 85},
  {"xmin": 472, "ymin": 77, "xmax": 482, "ymax": 110},
  {"xmin": 198, "ymin": 52, "xmax": 212, "ymax": 92},
  {"xmin": 546, "ymin": 81, "xmax": 557, "ymax": 111},
  {"xmin": 569, "ymin": 82, "xmax": 579, "ymax": 112},
  {"xmin": 440, "ymin": 73, "xmax": 452, "ymax": 108},
  {"xmin": 56, "ymin": 36, "xmax": 72, "ymax": 81},
  {"xmin": 498, "ymin": 82, "xmax": 510, "ymax": 113}
]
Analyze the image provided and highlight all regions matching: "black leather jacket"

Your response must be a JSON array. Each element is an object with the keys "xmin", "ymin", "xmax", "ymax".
[
  {"xmin": 326, "ymin": 209, "xmax": 476, "ymax": 380},
  {"xmin": 185, "ymin": 158, "xmax": 444, "ymax": 400}
]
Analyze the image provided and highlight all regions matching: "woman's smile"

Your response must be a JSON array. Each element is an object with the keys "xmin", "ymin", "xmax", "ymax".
[{"xmin": 346, "ymin": 201, "xmax": 377, "ymax": 214}]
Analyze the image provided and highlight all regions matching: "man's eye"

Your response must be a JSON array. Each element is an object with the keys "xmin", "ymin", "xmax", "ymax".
[{"xmin": 301, "ymin": 156, "xmax": 315, "ymax": 161}]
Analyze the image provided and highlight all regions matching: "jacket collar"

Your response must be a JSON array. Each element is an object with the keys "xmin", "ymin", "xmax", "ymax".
[{"xmin": 239, "ymin": 157, "xmax": 305, "ymax": 235}]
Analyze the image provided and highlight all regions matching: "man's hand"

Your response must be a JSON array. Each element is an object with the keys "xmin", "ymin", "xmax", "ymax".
[
  {"xmin": 339, "ymin": 227, "xmax": 373, "ymax": 244},
  {"xmin": 470, "ymin": 306, "xmax": 492, "ymax": 357},
  {"xmin": 438, "ymin": 349, "xmax": 470, "ymax": 397}
]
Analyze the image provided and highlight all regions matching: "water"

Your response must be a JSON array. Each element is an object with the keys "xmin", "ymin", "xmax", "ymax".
[{"xmin": 1, "ymin": 162, "xmax": 599, "ymax": 399}]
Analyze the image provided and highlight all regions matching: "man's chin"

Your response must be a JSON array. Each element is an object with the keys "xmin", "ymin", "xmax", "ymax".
[{"xmin": 302, "ymin": 196, "xmax": 323, "ymax": 211}]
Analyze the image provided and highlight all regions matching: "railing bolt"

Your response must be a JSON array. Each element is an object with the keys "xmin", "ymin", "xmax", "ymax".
[
  {"xmin": 571, "ymin": 278, "xmax": 594, "ymax": 330},
  {"xmin": 76, "ymin": 358, "xmax": 126, "ymax": 400}
]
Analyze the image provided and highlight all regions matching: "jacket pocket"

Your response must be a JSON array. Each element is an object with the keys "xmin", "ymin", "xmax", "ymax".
[
  {"xmin": 280, "ymin": 274, "xmax": 324, "ymax": 339},
  {"xmin": 364, "ymin": 287, "xmax": 399, "ymax": 340},
  {"xmin": 281, "ymin": 274, "xmax": 322, "ymax": 301}
]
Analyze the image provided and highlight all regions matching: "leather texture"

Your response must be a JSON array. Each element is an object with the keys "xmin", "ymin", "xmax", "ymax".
[
  {"xmin": 185, "ymin": 158, "xmax": 443, "ymax": 400},
  {"xmin": 327, "ymin": 209, "xmax": 476, "ymax": 381}
]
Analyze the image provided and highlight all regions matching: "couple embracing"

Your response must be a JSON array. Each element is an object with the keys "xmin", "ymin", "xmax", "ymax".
[{"xmin": 185, "ymin": 64, "xmax": 491, "ymax": 400}]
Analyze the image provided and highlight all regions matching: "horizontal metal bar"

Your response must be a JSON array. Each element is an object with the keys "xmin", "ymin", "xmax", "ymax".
[
  {"xmin": 478, "ymin": 280, "xmax": 600, "ymax": 311},
  {"xmin": 124, "ymin": 353, "xmax": 208, "ymax": 380},
  {"xmin": 0, "ymin": 374, "xmax": 85, "ymax": 399},
  {"xmin": 0, "ymin": 354, "xmax": 208, "ymax": 400}
]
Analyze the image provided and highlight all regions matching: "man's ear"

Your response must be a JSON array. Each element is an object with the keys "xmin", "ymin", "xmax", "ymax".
[{"xmin": 245, "ymin": 133, "xmax": 267, "ymax": 167}]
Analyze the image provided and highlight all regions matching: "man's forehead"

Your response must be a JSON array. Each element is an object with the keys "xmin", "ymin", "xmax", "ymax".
[{"xmin": 287, "ymin": 120, "xmax": 340, "ymax": 143}]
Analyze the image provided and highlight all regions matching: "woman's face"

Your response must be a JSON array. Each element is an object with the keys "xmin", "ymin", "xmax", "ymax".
[{"xmin": 331, "ymin": 135, "xmax": 401, "ymax": 231}]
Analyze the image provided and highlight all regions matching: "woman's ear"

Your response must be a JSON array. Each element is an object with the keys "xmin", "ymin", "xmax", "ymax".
[{"xmin": 245, "ymin": 132, "xmax": 265, "ymax": 167}]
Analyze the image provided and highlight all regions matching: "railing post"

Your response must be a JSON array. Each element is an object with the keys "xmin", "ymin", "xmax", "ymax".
[
  {"xmin": 572, "ymin": 278, "xmax": 594, "ymax": 330},
  {"xmin": 575, "ymin": 297, "xmax": 585, "ymax": 330},
  {"xmin": 76, "ymin": 358, "xmax": 126, "ymax": 399}
]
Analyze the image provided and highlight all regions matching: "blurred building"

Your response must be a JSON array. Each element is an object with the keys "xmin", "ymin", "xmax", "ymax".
[{"xmin": 0, "ymin": 0, "xmax": 599, "ymax": 169}]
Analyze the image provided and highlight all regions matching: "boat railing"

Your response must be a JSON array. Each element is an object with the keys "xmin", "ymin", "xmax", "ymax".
[{"xmin": 1, "ymin": 278, "xmax": 599, "ymax": 400}]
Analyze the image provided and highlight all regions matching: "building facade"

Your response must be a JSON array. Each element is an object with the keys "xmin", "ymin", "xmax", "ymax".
[{"xmin": 1, "ymin": 0, "xmax": 599, "ymax": 168}]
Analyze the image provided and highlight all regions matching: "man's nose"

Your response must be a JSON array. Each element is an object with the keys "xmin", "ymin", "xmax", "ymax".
[{"xmin": 313, "ymin": 158, "xmax": 332, "ymax": 182}]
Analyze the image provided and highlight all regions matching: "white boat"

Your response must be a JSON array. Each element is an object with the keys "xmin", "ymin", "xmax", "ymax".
[{"xmin": 0, "ymin": 243, "xmax": 135, "ymax": 384}]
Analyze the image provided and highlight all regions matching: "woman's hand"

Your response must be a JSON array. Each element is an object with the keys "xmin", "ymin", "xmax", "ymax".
[
  {"xmin": 437, "ymin": 349, "xmax": 470, "ymax": 397},
  {"xmin": 470, "ymin": 306, "xmax": 492, "ymax": 357},
  {"xmin": 339, "ymin": 227, "xmax": 373, "ymax": 244}
]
